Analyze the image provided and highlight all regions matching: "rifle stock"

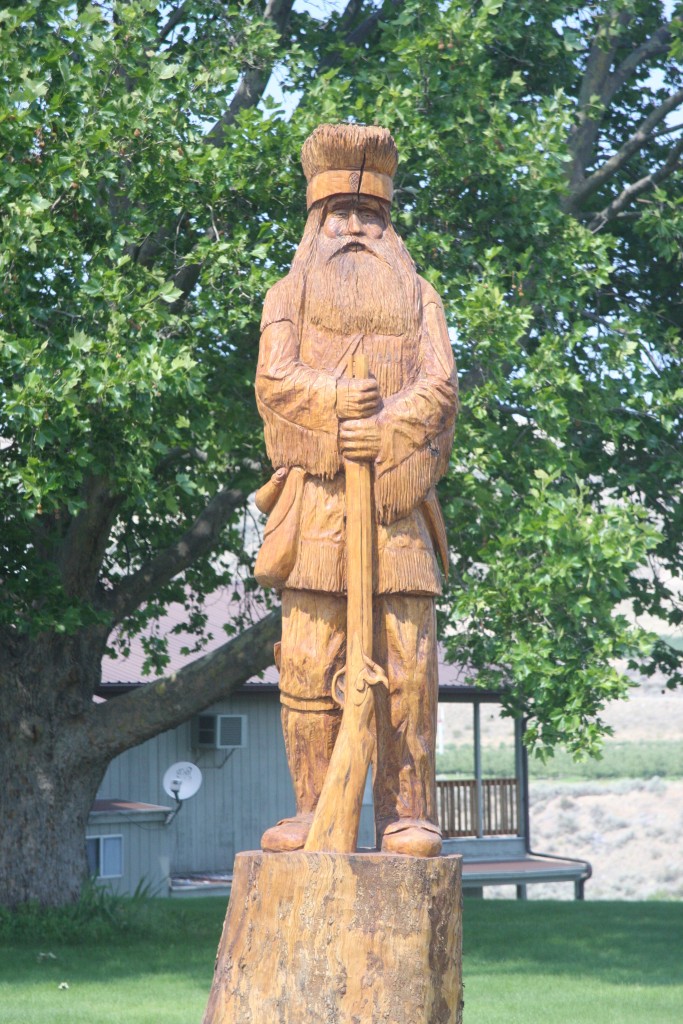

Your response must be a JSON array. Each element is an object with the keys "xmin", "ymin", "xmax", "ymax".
[{"xmin": 304, "ymin": 353, "xmax": 387, "ymax": 853}]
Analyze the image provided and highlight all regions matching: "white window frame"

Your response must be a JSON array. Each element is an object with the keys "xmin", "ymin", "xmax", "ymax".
[{"xmin": 86, "ymin": 834, "xmax": 124, "ymax": 879}]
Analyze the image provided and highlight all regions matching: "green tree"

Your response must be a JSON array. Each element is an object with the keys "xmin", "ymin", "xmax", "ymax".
[{"xmin": 1, "ymin": 0, "xmax": 681, "ymax": 906}]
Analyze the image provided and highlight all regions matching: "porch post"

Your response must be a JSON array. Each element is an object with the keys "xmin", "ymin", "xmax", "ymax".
[
  {"xmin": 473, "ymin": 702, "xmax": 484, "ymax": 838},
  {"xmin": 514, "ymin": 716, "xmax": 525, "ymax": 839}
]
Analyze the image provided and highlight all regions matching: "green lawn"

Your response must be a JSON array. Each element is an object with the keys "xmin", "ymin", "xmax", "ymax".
[
  {"xmin": 0, "ymin": 899, "xmax": 681, "ymax": 1023},
  {"xmin": 464, "ymin": 900, "xmax": 682, "ymax": 1024}
]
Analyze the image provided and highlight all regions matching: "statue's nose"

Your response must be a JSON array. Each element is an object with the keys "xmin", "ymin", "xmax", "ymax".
[{"xmin": 347, "ymin": 211, "xmax": 363, "ymax": 235}]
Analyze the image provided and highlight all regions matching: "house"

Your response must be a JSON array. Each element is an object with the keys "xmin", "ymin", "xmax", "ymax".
[{"xmin": 92, "ymin": 595, "xmax": 590, "ymax": 899}]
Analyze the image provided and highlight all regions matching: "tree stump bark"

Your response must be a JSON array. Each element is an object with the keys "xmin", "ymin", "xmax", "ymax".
[{"xmin": 202, "ymin": 851, "xmax": 463, "ymax": 1024}]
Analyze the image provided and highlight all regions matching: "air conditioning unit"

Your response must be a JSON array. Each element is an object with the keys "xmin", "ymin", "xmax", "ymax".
[{"xmin": 192, "ymin": 714, "xmax": 247, "ymax": 750}]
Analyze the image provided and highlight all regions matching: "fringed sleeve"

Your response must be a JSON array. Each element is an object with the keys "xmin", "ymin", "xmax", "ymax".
[
  {"xmin": 374, "ymin": 279, "xmax": 458, "ymax": 524},
  {"xmin": 256, "ymin": 277, "xmax": 342, "ymax": 478}
]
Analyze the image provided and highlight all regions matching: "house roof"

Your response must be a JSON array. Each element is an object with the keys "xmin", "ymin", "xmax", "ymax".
[
  {"xmin": 99, "ymin": 590, "xmax": 503, "ymax": 702},
  {"xmin": 91, "ymin": 799, "xmax": 171, "ymax": 814}
]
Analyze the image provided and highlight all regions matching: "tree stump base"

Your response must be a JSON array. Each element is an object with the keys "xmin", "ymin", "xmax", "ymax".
[{"xmin": 202, "ymin": 850, "xmax": 463, "ymax": 1024}]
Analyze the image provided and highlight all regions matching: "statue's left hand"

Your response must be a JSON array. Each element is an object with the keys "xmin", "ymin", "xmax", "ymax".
[{"xmin": 340, "ymin": 418, "xmax": 381, "ymax": 461}]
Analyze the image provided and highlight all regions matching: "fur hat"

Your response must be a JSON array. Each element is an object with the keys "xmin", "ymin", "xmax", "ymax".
[{"xmin": 301, "ymin": 123, "xmax": 398, "ymax": 209}]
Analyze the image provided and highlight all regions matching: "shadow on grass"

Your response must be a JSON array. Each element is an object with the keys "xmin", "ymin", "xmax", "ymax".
[
  {"xmin": 0, "ymin": 898, "xmax": 227, "ymax": 991},
  {"xmin": 464, "ymin": 901, "xmax": 683, "ymax": 987}
]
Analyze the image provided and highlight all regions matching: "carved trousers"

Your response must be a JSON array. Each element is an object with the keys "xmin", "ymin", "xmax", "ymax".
[{"xmin": 279, "ymin": 589, "xmax": 439, "ymax": 830}]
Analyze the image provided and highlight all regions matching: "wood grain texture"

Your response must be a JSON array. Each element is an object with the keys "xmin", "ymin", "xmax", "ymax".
[
  {"xmin": 306, "ymin": 168, "xmax": 394, "ymax": 207},
  {"xmin": 304, "ymin": 353, "xmax": 388, "ymax": 853},
  {"xmin": 254, "ymin": 123, "xmax": 458, "ymax": 856},
  {"xmin": 346, "ymin": 352, "xmax": 373, "ymax": 653},
  {"xmin": 203, "ymin": 850, "xmax": 463, "ymax": 1024}
]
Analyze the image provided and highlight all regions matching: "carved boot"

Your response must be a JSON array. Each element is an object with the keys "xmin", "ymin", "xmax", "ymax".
[
  {"xmin": 380, "ymin": 818, "xmax": 442, "ymax": 857},
  {"xmin": 261, "ymin": 706, "xmax": 341, "ymax": 852}
]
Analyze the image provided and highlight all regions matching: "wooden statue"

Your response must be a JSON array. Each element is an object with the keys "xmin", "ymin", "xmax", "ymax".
[
  {"xmin": 203, "ymin": 124, "xmax": 463, "ymax": 1024},
  {"xmin": 254, "ymin": 123, "xmax": 458, "ymax": 857}
]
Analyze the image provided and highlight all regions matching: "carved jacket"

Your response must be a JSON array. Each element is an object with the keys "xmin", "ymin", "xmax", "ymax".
[{"xmin": 255, "ymin": 273, "xmax": 458, "ymax": 595}]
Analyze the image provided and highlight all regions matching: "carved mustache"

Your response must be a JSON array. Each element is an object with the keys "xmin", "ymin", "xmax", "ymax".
[
  {"xmin": 326, "ymin": 241, "xmax": 396, "ymax": 270},
  {"xmin": 329, "ymin": 240, "xmax": 376, "ymax": 258}
]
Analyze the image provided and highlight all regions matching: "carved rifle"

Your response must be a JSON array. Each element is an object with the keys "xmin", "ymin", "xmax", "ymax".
[{"xmin": 304, "ymin": 353, "xmax": 388, "ymax": 853}]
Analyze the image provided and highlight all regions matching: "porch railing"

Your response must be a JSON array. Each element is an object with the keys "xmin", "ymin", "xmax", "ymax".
[{"xmin": 436, "ymin": 778, "xmax": 518, "ymax": 837}]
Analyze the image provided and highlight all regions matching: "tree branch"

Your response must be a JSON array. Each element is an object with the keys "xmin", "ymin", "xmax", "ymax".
[
  {"xmin": 131, "ymin": 0, "xmax": 402, "ymax": 304},
  {"xmin": 316, "ymin": 0, "xmax": 371, "ymax": 70},
  {"xmin": 568, "ymin": 10, "xmax": 631, "ymax": 189},
  {"xmin": 103, "ymin": 485, "xmax": 247, "ymax": 624},
  {"xmin": 157, "ymin": 2, "xmax": 190, "ymax": 46},
  {"xmin": 567, "ymin": 14, "xmax": 681, "ymax": 196},
  {"xmin": 603, "ymin": 18, "xmax": 679, "ymax": 108},
  {"xmin": 344, "ymin": 5, "xmax": 385, "ymax": 46},
  {"xmin": 335, "ymin": 0, "xmax": 404, "ymax": 50},
  {"xmin": 565, "ymin": 87, "xmax": 683, "ymax": 213},
  {"xmin": 588, "ymin": 136, "xmax": 683, "ymax": 231},
  {"xmin": 336, "ymin": 0, "xmax": 365, "ymax": 32},
  {"xmin": 653, "ymin": 119, "xmax": 683, "ymax": 140},
  {"xmin": 206, "ymin": 0, "xmax": 296, "ymax": 148},
  {"xmin": 169, "ymin": 1, "xmax": 403, "ymax": 303},
  {"xmin": 207, "ymin": 1, "xmax": 402, "ymax": 144},
  {"xmin": 154, "ymin": 446, "xmax": 208, "ymax": 476},
  {"xmin": 168, "ymin": 260, "xmax": 203, "ymax": 312},
  {"xmin": 55, "ymin": 475, "xmax": 122, "ymax": 599},
  {"xmin": 80, "ymin": 609, "xmax": 281, "ymax": 762},
  {"xmin": 129, "ymin": 1, "xmax": 296, "ymax": 279}
]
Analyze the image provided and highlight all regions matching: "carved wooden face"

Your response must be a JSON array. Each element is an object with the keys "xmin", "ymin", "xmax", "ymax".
[
  {"xmin": 321, "ymin": 195, "xmax": 389, "ymax": 245},
  {"xmin": 303, "ymin": 193, "xmax": 419, "ymax": 336}
]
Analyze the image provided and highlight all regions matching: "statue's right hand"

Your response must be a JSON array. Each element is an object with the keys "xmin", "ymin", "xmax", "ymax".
[{"xmin": 336, "ymin": 377, "xmax": 381, "ymax": 420}]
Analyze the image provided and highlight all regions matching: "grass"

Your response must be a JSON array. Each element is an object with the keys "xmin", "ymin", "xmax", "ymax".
[
  {"xmin": 0, "ymin": 898, "xmax": 681, "ymax": 1023},
  {"xmin": 437, "ymin": 739, "xmax": 683, "ymax": 781},
  {"xmin": 0, "ymin": 897, "xmax": 226, "ymax": 1024},
  {"xmin": 464, "ymin": 900, "xmax": 683, "ymax": 1024}
]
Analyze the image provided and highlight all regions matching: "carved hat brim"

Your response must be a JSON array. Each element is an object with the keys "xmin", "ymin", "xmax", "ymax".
[{"xmin": 301, "ymin": 124, "xmax": 398, "ymax": 208}]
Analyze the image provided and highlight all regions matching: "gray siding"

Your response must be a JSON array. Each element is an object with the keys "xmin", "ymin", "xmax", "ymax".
[
  {"xmin": 98, "ymin": 693, "xmax": 293, "ymax": 874},
  {"xmin": 86, "ymin": 810, "xmax": 171, "ymax": 897}
]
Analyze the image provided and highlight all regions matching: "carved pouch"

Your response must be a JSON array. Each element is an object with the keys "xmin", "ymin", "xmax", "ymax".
[{"xmin": 254, "ymin": 466, "xmax": 306, "ymax": 591}]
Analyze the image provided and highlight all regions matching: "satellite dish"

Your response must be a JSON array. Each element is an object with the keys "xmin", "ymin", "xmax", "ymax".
[{"xmin": 163, "ymin": 762, "xmax": 203, "ymax": 802}]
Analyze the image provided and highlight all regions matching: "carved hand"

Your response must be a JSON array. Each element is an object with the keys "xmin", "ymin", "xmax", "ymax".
[
  {"xmin": 339, "ymin": 418, "xmax": 381, "ymax": 461},
  {"xmin": 336, "ymin": 377, "xmax": 381, "ymax": 420}
]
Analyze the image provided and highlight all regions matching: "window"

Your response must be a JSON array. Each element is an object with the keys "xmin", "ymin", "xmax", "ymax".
[
  {"xmin": 193, "ymin": 714, "xmax": 247, "ymax": 750},
  {"xmin": 196, "ymin": 715, "xmax": 216, "ymax": 746},
  {"xmin": 86, "ymin": 835, "xmax": 123, "ymax": 878}
]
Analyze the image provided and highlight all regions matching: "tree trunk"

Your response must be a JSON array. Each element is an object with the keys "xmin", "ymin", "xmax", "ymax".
[
  {"xmin": 0, "ymin": 613, "xmax": 280, "ymax": 908},
  {"xmin": 0, "ymin": 639, "xmax": 107, "ymax": 909},
  {"xmin": 204, "ymin": 851, "xmax": 463, "ymax": 1024}
]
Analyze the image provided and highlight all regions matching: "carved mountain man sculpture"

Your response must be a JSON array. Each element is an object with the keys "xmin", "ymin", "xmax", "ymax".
[{"xmin": 254, "ymin": 124, "xmax": 458, "ymax": 858}]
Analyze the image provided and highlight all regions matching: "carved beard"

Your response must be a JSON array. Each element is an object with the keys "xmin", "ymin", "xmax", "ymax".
[{"xmin": 304, "ymin": 231, "xmax": 420, "ymax": 337}]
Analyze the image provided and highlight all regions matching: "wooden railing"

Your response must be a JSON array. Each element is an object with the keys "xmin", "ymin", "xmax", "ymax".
[{"xmin": 436, "ymin": 778, "xmax": 518, "ymax": 837}]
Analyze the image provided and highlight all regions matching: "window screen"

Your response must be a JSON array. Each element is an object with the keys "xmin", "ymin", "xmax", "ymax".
[{"xmin": 218, "ymin": 715, "xmax": 245, "ymax": 748}]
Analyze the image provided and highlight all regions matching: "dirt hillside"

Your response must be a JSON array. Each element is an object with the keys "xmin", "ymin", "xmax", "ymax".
[{"xmin": 441, "ymin": 676, "xmax": 683, "ymax": 900}]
